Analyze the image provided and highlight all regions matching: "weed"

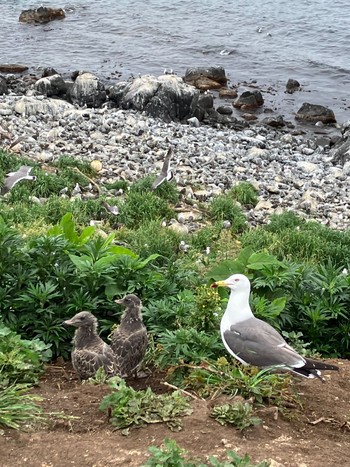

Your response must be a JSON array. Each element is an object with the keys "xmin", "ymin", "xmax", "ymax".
[
  {"xmin": 209, "ymin": 195, "xmax": 246, "ymax": 233},
  {"xmin": 100, "ymin": 377, "xmax": 192, "ymax": 431},
  {"xmin": 0, "ymin": 384, "xmax": 43, "ymax": 429},
  {"xmin": 84, "ymin": 367, "xmax": 110, "ymax": 385},
  {"xmin": 143, "ymin": 438, "xmax": 271, "ymax": 467},
  {"xmin": 211, "ymin": 401, "xmax": 262, "ymax": 431},
  {"xmin": 131, "ymin": 174, "xmax": 180, "ymax": 204},
  {"xmin": 229, "ymin": 182, "xmax": 258, "ymax": 207}
]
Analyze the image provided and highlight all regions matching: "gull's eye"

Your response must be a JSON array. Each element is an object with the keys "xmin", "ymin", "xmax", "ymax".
[{"xmin": 234, "ymin": 279, "xmax": 240, "ymax": 282}]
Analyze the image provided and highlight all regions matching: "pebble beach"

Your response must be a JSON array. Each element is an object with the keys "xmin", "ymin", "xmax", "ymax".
[{"xmin": 1, "ymin": 87, "xmax": 349, "ymax": 231}]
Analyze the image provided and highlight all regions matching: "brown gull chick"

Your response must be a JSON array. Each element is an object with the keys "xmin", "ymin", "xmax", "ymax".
[
  {"xmin": 64, "ymin": 311, "xmax": 118, "ymax": 380},
  {"xmin": 110, "ymin": 294, "xmax": 148, "ymax": 378}
]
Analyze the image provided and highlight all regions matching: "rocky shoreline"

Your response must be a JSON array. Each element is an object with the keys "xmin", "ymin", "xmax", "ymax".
[{"xmin": 0, "ymin": 67, "xmax": 349, "ymax": 231}]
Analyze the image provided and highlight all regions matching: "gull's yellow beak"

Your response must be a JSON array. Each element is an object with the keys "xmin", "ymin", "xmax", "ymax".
[{"xmin": 210, "ymin": 280, "xmax": 229, "ymax": 289}]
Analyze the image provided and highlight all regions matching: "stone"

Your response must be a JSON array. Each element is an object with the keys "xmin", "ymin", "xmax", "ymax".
[
  {"xmin": 184, "ymin": 66, "xmax": 228, "ymax": 90},
  {"xmin": 216, "ymin": 105, "xmax": 233, "ymax": 115},
  {"xmin": 19, "ymin": 7, "xmax": 65, "ymax": 23},
  {"xmin": 343, "ymin": 161, "xmax": 350, "ymax": 176},
  {"xmin": 14, "ymin": 97, "xmax": 74, "ymax": 116},
  {"xmin": 295, "ymin": 103, "xmax": 336, "ymax": 124},
  {"xmin": 42, "ymin": 67, "xmax": 59, "ymax": 78},
  {"xmin": 261, "ymin": 115, "xmax": 285, "ymax": 128},
  {"xmin": 296, "ymin": 161, "xmax": 318, "ymax": 173},
  {"xmin": 34, "ymin": 74, "xmax": 67, "ymax": 97},
  {"xmin": 0, "ymin": 76, "xmax": 8, "ymax": 95},
  {"xmin": 255, "ymin": 199, "xmax": 273, "ymax": 211},
  {"xmin": 0, "ymin": 64, "xmax": 28, "ymax": 73},
  {"xmin": 242, "ymin": 113, "xmax": 258, "ymax": 121},
  {"xmin": 286, "ymin": 78, "xmax": 300, "ymax": 93},
  {"xmin": 117, "ymin": 74, "xmax": 198, "ymax": 122},
  {"xmin": 219, "ymin": 88, "xmax": 238, "ymax": 99},
  {"xmin": 69, "ymin": 72, "xmax": 106, "ymax": 108},
  {"xmin": 234, "ymin": 90, "xmax": 264, "ymax": 109}
]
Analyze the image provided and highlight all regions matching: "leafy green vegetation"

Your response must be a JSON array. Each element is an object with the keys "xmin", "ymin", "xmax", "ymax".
[
  {"xmin": 100, "ymin": 377, "xmax": 192, "ymax": 431},
  {"xmin": 211, "ymin": 401, "xmax": 262, "ymax": 431},
  {"xmin": 143, "ymin": 438, "xmax": 270, "ymax": 467},
  {"xmin": 209, "ymin": 195, "xmax": 247, "ymax": 232},
  {"xmin": 0, "ymin": 323, "xmax": 52, "ymax": 387}
]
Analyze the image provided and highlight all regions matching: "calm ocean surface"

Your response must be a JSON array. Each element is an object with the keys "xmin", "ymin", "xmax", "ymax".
[{"xmin": 1, "ymin": 0, "xmax": 350, "ymax": 121}]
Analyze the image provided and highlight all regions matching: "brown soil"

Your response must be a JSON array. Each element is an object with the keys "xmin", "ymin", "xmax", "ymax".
[{"xmin": 1, "ymin": 359, "xmax": 349, "ymax": 467}]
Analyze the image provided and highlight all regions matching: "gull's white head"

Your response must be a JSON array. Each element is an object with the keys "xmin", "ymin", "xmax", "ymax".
[{"xmin": 212, "ymin": 273, "xmax": 251, "ymax": 293}]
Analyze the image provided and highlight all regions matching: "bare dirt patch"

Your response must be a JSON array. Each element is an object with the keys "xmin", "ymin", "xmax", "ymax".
[{"xmin": 1, "ymin": 359, "xmax": 349, "ymax": 467}]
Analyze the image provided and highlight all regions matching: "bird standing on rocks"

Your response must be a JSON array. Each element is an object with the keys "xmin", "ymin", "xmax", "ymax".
[
  {"xmin": 64, "ymin": 311, "xmax": 118, "ymax": 380},
  {"xmin": 212, "ymin": 274, "xmax": 339, "ymax": 381},
  {"xmin": 110, "ymin": 294, "xmax": 148, "ymax": 378}
]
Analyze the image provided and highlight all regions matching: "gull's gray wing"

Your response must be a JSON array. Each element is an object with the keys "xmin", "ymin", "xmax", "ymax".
[
  {"xmin": 223, "ymin": 317, "xmax": 305, "ymax": 369},
  {"xmin": 152, "ymin": 148, "xmax": 173, "ymax": 189},
  {"xmin": 111, "ymin": 328, "xmax": 148, "ymax": 376}
]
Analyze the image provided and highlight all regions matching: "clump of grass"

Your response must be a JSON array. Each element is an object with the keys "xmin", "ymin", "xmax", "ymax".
[
  {"xmin": 100, "ymin": 377, "xmax": 193, "ymax": 431},
  {"xmin": 209, "ymin": 195, "xmax": 246, "ymax": 233},
  {"xmin": 131, "ymin": 175, "xmax": 180, "ymax": 204},
  {"xmin": 116, "ymin": 220, "xmax": 182, "ymax": 264},
  {"xmin": 0, "ymin": 384, "xmax": 43, "ymax": 430},
  {"xmin": 119, "ymin": 191, "xmax": 175, "ymax": 229},
  {"xmin": 229, "ymin": 182, "xmax": 258, "ymax": 207},
  {"xmin": 211, "ymin": 401, "xmax": 262, "ymax": 431}
]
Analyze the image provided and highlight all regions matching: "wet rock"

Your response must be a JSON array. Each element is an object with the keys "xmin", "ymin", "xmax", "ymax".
[
  {"xmin": 42, "ymin": 67, "xmax": 59, "ymax": 78},
  {"xmin": 19, "ymin": 7, "xmax": 65, "ymax": 23},
  {"xmin": 261, "ymin": 115, "xmax": 285, "ymax": 128},
  {"xmin": 216, "ymin": 105, "xmax": 233, "ymax": 115},
  {"xmin": 242, "ymin": 113, "xmax": 258, "ymax": 121},
  {"xmin": 108, "ymin": 82, "xmax": 128, "ymax": 106},
  {"xmin": 69, "ymin": 72, "xmax": 106, "ymax": 108},
  {"xmin": 0, "ymin": 64, "xmax": 29, "ymax": 73},
  {"xmin": 234, "ymin": 90, "xmax": 264, "ymax": 110},
  {"xmin": 219, "ymin": 88, "xmax": 238, "ymax": 99},
  {"xmin": 286, "ymin": 78, "xmax": 300, "ymax": 93},
  {"xmin": 35, "ymin": 74, "xmax": 68, "ymax": 97},
  {"xmin": 184, "ymin": 66, "xmax": 228, "ymax": 90},
  {"xmin": 295, "ymin": 103, "xmax": 336, "ymax": 124},
  {"xmin": 0, "ymin": 76, "xmax": 8, "ymax": 95},
  {"xmin": 328, "ymin": 120, "xmax": 350, "ymax": 165}
]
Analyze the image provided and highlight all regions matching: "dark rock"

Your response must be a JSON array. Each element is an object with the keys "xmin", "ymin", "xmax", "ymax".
[
  {"xmin": 68, "ymin": 72, "xmax": 106, "ymax": 108},
  {"xmin": 0, "ymin": 64, "xmax": 28, "ymax": 73},
  {"xmin": 216, "ymin": 105, "xmax": 233, "ymax": 115},
  {"xmin": 203, "ymin": 109, "xmax": 248, "ymax": 129},
  {"xmin": 42, "ymin": 67, "xmax": 59, "ymax": 78},
  {"xmin": 295, "ymin": 103, "xmax": 336, "ymax": 124},
  {"xmin": 286, "ymin": 78, "xmax": 300, "ymax": 93},
  {"xmin": 234, "ymin": 90, "xmax": 264, "ymax": 109},
  {"xmin": 261, "ymin": 115, "xmax": 285, "ymax": 128},
  {"xmin": 329, "ymin": 121, "xmax": 350, "ymax": 164},
  {"xmin": 219, "ymin": 88, "xmax": 238, "ymax": 99},
  {"xmin": 19, "ymin": 7, "xmax": 65, "ymax": 24},
  {"xmin": 190, "ymin": 92, "xmax": 214, "ymax": 120},
  {"xmin": 108, "ymin": 82, "xmax": 128, "ymax": 106},
  {"xmin": 35, "ymin": 74, "xmax": 67, "ymax": 97},
  {"xmin": 115, "ymin": 75, "xmax": 198, "ymax": 122},
  {"xmin": 184, "ymin": 66, "xmax": 228, "ymax": 90},
  {"xmin": 0, "ymin": 76, "xmax": 8, "ymax": 95}
]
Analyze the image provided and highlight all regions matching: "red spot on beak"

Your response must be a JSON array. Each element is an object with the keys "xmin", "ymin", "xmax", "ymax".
[{"xmin": 210, "ymin": 283, "xmax": 218, "ymax": 288}]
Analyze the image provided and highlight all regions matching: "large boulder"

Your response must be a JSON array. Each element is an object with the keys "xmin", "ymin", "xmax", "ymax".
[
  {"xmin": 0, "ymin": 64, "xmax": 28, "ymax": 73},
  {"xmin": 295, "ymin": 103, "xmax": 336, "ymax": 124},
  {"xmin": 34, "ymin": 74, "xmax": 68, "ymax": 97},
  {"xmin": 109, "ymin": 74, "xmax": 198, "ymax": 122},
  {"xmin": 184, "ymin": 66, "xmax": 228, "ymax": 90},
  {"xmin": 14, "ymin": 97, "xmax": 74, "ymax": 116},
  {"xmin": 329, "ymin": 120, "xmax": 350, "ymax": 165},
  {"xmin": 19, "ymin": 7, "xmax": 65, "ymax": 23},
  {"xmin": 68, "ymin": 72, "xmax": 106, "ymax": 108},
  {"xmin": 0, "ymin": 76, "xmax": 8, "ymax": 95}
]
